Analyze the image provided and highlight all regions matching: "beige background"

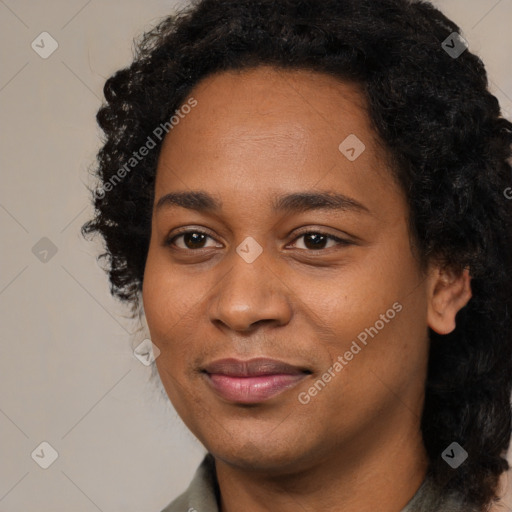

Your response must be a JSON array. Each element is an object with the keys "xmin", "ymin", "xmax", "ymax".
[{"xmin": 0, "ymin": 1, "xmax": 511, "ymax": 510}]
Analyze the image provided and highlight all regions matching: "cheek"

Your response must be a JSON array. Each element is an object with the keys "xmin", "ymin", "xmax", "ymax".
[
  {"xmin": 142, "ymin": 253, "xmax": 193, "ymax": 363},
  {"xmin": 142, "ymin": 248, "xmax": 201, "ymax": 338},
  {"xmin": 291, "ymin": 238, "xmax": 428, "ymax": 370},
  {"xmin": 332, "ymin": 282, "xmax": 429, "ymax": 407},
  {"xmin": 142, "ymin": 254, "xmax": 199, "ymax": 407},
  {"xmin": 288, "ymin": 260, "xmax": 404, "ymax": 346},
  {"xmin": 301, "ymin": 294, "xmax": 428, "ymax": 432}
]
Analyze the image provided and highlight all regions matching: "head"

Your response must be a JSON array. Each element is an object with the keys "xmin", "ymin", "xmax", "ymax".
[{"xmin": 82, "ymin": 0, "xmax": 512, "ymax": 509}]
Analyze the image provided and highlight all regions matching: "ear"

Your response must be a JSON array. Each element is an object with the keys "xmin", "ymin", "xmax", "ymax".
[{"xmin": 426, "ymin": 265, "xmax": 472, "ymax": 335}]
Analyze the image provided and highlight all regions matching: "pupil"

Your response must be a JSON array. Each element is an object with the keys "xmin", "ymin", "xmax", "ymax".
[
  {"xmin": 305, "ymin": 234, "xmax": 326, "ymax": 250},
  {"xmin": 185, "ymin": 232, "xmax": 206, "ymax": 249}
]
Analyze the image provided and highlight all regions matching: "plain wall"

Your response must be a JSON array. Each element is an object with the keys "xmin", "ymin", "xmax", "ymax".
[{"xmin": 1, "ymin": 1, "xmax": 511, "ymax": 510}]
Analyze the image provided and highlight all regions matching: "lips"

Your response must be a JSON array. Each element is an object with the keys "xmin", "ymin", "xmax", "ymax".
[
  {"xmin": 202, "ymin": 357, "xmax": 309, "ymax": 377},
  {"xmin": 202, "ymin": 357, "xmax": 311, "ymax": 404}
]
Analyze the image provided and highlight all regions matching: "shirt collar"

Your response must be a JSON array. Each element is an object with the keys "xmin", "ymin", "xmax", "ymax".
[{"xmin": 161, "ymin": 452, "xmax": 473, "ymax": 512}]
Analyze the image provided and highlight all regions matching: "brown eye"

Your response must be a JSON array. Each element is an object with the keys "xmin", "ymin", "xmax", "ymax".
[
  {"xmin": 166, "ymin": 230, "xmax": 221, "ymax": 250},
  {"xmin": 302, "ymin": 233, "xmax": 329, "ymax": 250},
  {"xmin": 182, "ymin": 232, "xmax": 208, "ymax": 249},
  {"xmin": 291, "ymin": 231, "xmax": 351, "ymax": 251}
]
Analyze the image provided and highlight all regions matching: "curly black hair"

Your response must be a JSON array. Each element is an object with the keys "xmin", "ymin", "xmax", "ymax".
[{"xmin": 81, "ymin": 0, "xmax": 512, "ymax": 509}]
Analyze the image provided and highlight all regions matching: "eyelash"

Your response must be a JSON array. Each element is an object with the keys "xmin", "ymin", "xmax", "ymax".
[{"xmin": 165, "ymin": 229, "xmax": 351, "ymax": 252}]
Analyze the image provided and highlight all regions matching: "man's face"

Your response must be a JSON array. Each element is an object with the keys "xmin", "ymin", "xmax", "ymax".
[{"xmin": 142, "ymin": 65, "xmax": 432, "ymax": 472}]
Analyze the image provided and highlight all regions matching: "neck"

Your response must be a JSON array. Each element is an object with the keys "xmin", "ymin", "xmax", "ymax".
[{"xmin": 214, "ymin": 419, "xmax": 429, "ymax": 512}]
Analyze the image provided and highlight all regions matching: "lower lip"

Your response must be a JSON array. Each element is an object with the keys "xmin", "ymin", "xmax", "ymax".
[{"xmin": 204, "ymin": 373, "xmax": 308, "ymax": 403}]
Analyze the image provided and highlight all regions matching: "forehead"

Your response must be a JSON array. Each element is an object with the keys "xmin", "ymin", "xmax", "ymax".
[
  {"xmin": 192, "ymin": 65, "xmax": 368, "ymax": 115},
  {"xmin": 154, "ymin": 65, "xmax": 400, "ymax": 211},
  {"xmin": 164, "ymin": 65, "xmax": 374, "ymax": 148}
]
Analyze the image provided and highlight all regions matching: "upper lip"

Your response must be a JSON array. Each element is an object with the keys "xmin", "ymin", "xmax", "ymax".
[{"xmin": 202, "ymin": 357, "xmax": 310, "ymax": 377}]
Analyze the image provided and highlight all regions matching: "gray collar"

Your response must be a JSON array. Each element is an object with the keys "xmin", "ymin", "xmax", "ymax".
[{"xmin": 161, "ymin": 453, "xmax": 476, "ymax": 512}]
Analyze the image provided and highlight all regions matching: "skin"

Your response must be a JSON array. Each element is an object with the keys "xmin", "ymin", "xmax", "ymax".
[{"xmin": 142, "ymin": 65, "xmax": 472, "ymax": 512}]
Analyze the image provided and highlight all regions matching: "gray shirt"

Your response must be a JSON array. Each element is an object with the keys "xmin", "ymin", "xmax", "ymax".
[{"xmin": 161, "ymin": 453, "xmax": 479, "ymax": 511}]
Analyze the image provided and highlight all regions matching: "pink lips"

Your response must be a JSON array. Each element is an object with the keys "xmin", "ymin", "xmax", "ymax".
[{"xmin": 202, "ymin": 357, "xmax": 310, "ymax": 404}]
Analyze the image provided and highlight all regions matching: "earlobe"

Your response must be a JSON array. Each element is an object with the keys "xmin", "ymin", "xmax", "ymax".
[{"xmin": 427, "ymin": 266, "xmax": 472, "ymax": 335}]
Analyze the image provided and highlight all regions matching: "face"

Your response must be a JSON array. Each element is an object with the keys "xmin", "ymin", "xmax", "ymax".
[{"xmin": 142, "ymin": 66, "xmax": 438, "ymax": 473}]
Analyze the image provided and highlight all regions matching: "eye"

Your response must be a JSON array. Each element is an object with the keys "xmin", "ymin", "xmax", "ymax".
[
  {"xmin": 289, "ymin": 231, "xmax": 351, "ymax": 251},
  {"xmin": 165, "ymin": 230, "xmax": 222, "ymax": 250},
  {"xmin": 165, "ymin": 229, "xmax": 352, "ymax": 252}
]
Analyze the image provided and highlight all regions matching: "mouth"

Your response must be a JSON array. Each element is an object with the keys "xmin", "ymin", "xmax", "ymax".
[{"xmin": 201, "ymin": 357, "xmax": 312, "ymax": 404}]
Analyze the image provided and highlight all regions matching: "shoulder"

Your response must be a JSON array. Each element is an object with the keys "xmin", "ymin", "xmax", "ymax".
[{"xmin": 160, "ymin": 453, "xmax": 220, "ymax": 512}]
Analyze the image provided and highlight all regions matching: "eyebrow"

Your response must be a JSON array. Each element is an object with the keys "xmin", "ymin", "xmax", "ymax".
[{"xmin": 155, "ymin": 190, "xmax": 371, "ymax": 215}]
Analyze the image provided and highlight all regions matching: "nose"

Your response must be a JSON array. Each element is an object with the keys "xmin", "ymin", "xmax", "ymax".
[{"xmin": 209, "ymin": 252, "xmax": 293, "ymax": 333}]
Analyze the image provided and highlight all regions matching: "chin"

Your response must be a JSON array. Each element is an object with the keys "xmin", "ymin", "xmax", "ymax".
[{"xmin": 203, "ymin": 430, "xmax": 321, "ymax": 475}]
